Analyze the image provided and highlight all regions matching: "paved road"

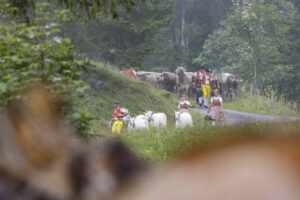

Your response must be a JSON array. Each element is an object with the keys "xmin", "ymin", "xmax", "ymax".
[{"xmin": 195, "ymin": 107, "xmax": 299, "ymax": 125}]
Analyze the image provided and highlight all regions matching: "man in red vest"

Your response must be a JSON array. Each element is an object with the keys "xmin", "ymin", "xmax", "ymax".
[{"xmin": 108, "ymin": 101, "xmax": 128, "ymax": 134}]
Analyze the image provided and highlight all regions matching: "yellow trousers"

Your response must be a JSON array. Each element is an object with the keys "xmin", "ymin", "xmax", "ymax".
[
  {"xmin": 202, "ymin": 84, "xmax": 211, "ymax": 98},
  {"xmin": 112, "ymin": 120, "xmax": 123, "ymax": 134}
]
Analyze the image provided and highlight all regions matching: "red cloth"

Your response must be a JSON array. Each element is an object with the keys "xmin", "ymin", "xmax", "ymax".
[
  {"xmin": 113, "ymin": 107, "xmax": 121, "ymax": 120},
  {"xmin": 212, "ymin": 99, "xmax": 221, "ymax": 106},
  {"xmin": 122, "ymin": 68, "xmax": 136, "ymax": 79},
  {"xmin": 180, "ymin": 103, "xmax": 187, "ymax": 109}
]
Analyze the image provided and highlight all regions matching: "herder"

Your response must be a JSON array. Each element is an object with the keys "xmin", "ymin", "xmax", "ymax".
[
  {"xmin": 202, "ymin": 69, "xmax": 212, "ymax": 108},
  {"xmin": 208, "ymin": 89, "xmax": 225, "ymax": 126},
  {"xmin": 193, "ymin": 67, "xmax": 204, "ymax": 106},
  {"xmin": 108, "ymin": 101, "xmax": 128, "ymax": 134}
]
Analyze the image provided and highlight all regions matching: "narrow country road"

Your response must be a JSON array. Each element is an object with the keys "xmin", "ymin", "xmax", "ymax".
[{"xmin": 195, "ymin": 107, "xmax": 299, "ymax": 125}]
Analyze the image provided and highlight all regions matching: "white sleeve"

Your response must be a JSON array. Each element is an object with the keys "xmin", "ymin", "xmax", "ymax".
[
  {"xmin": 178, "ymin": 103, "xmax": 181, "ymax": 109},
  {"xmin": 133, "ymin": 70, "xmax": 136, "ymax": 76},
  {"xmin": 186, "ymin": 101, "xmax": 192, "ymax": 106},
  {"xmin": 120, "ymin": 108, "xmax": 127, "ymax": 113},
  {"xmin": 211, "ymin": 97, "xmax": 213, "ymax": 103},
  {"xmin": 219, "ymin": 97, "xmax": 223, "ymax": 103}
]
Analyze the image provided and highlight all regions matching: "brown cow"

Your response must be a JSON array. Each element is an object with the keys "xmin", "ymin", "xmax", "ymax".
[
  {"xmin": 136, "ymin": 71, "xmax": 162, "ymax": 88},
  {"xmin": 217, "ymin": 73, "xmax": 239, "ymax": 101},
  {"xmin": 174, "ymin": 67, "xmax": 192, "ymax": 96}
]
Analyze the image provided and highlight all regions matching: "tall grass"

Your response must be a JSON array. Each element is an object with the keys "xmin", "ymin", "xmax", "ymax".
[
  {"xmin": 224, "ymin": 94, "xmax": 299, "ymax": 116},
  {"xmin": 107, "ymin": 120, "xmax": 300, "ymax": 162}
]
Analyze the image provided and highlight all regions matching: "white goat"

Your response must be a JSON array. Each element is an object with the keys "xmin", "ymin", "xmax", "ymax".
[
  {"xmin": 123, "ymin": 115, "xmax": 149, "ymax": 132},
  {"xmin": 175, "ymin": 111, "xmax": 193, "ymax": 128},
  {"xmin": 144, "ymin": 111, "xmax": 167, "ymax": 129}
]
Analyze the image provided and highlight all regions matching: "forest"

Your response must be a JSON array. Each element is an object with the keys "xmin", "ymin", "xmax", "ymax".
[{"xmin": 1, "ymin": 0, "xmax": 300, "ymax": 135}]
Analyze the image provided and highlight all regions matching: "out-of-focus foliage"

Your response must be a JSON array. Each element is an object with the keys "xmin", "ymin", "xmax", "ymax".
[{"xmin": 0, "ymin": 2, "xmax": 92, "ymax": 135}]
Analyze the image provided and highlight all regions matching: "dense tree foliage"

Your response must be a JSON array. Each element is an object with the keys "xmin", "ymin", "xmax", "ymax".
[
  {"xmin": 0, "ymin": 2, "xmax": 91, "ymax": 135},
  {"xmin": 3, "ymin": 0, "xmax": 143, "ymax": 22},
  {"xmin": 63, "ymin": 0, "xmax": 232, "ymax": 71},
  {"xmin": 146, "ymin": 0, "xmax": 232, "ymax": 71},
  {"xmin": 195, "ymin": 0, "xmax": 300, "ymax": 103},
  {"xmin": 64, "ymin": 0, "xmax": 171, "ymax": 69},
  {"xmin": 196, "ymin": 1, "xmax": 292, "ymax": 85}
]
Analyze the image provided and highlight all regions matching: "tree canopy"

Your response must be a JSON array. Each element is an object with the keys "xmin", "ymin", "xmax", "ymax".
[{"xmin": 3, "ymin": 0, "xmax": 144, "ymax": 22}]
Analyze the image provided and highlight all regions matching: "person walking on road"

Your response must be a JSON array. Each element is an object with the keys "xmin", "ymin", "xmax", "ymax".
[
  {"xmin": 108, "ymin": 101, "xmax": 128, "ymax": 134},
  {"xmin": 208, "ymin": 89, "xmax": 225, "ymax": 126}
]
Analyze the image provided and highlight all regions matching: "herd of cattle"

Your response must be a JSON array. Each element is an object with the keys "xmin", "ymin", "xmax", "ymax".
[{"xmin": 134, "ymin": 67, "xmax": 241, "ymax": 101}]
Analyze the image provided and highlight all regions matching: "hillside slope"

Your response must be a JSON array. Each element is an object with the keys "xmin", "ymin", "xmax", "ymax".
[{"xmin": 78, "ymin": 63, "xmax": 179, "ymax": 134}]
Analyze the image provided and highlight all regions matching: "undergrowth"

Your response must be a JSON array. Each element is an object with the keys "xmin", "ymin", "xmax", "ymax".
[{"xmin": 224, "ymin": 95, "xmax": 299, "ymax": 116}]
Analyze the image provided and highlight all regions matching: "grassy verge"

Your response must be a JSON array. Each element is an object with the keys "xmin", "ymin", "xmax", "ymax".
[
  {"xmin": 224, "ymin": 95, "xmax": 299, "ymax": 116},
  {"xmin": 117, "ymin": 120, "xmax": 300, "ymax": 162}
]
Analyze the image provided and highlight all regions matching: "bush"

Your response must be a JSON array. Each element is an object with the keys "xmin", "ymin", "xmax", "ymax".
[{"xmin": 0, "ymin": 2, "xmax": 92, "ymax": 135}]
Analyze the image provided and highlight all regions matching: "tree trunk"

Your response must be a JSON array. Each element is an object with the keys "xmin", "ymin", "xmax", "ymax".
[
  {"xmin": 253, "ymin": 44, "xmax": 258, "ymax": 89},
  {"xmin": 254, "ymin": 61, "xmax": 257, "ymax": 87},
  {"xmin": 181, "ymin": 0, "xmax": 186, "ymax": 65}
]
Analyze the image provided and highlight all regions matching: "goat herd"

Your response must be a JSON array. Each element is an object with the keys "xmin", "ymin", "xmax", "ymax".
[{"xmin": 122, "ymin": 110, "xmax": 193, "ymax": 132}]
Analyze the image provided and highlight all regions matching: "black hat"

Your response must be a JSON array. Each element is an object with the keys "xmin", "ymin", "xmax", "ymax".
[
  {"xmin": 114, "ymin": 101, "xmax": 120, "ymax": 105},
  {"xmin": 205, "ymin": 68, "xmax": 211, "ymax": 73}
]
